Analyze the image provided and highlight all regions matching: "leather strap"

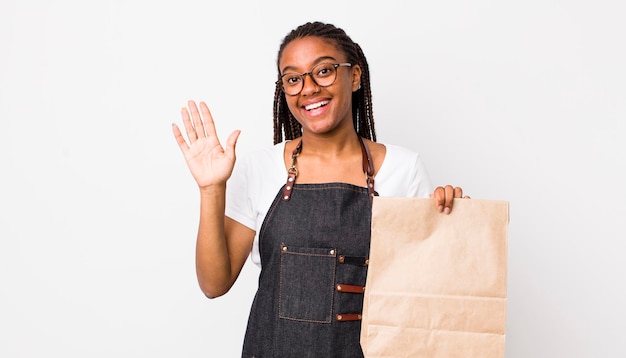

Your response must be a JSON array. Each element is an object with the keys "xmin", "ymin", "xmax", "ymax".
[
  {"xmin": 335, "ymin": 283, "xmax": 365, "ymax": 293},
  {"xmin": 282, "ymin": 140, "xmax": 302, "ymax": 201},
  {"xmin": 336, "ymin": 313, "xmax": 362, "ymax": 321}
]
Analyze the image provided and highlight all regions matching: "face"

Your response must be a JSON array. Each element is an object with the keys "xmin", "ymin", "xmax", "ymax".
[{"xmin": 278, "ymin": 36, "xmax": 362, "ymax": 137}]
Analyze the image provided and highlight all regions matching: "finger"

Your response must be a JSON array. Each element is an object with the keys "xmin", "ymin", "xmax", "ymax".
[
  {"xmin": 444, "ymin": 185, "xmax": 454, "ymax": 214},
  {"xmin": 188, "ymin": 100, "xmax": 207, "ymax": 138},
  {"xmin": 199, "ymin": 101, "xmax": 219, "ymax": 140},
  {"xmin": 180, "ymin": 106, "xmax": 197, "ymax": 142},
  {"xmin": 172, "ymin": 123, "xmax": 190, "ymax": 152},
  {"xmin": 454, "ymin": 186, "xmax": 463, "ymax": 198},
  {"xmin": 224, "ymin": 130, "xmax": 241, "ymax": 160},
  {"xmin": 433, "ymin": 186, "xmax": 445, "ymax": 212}
]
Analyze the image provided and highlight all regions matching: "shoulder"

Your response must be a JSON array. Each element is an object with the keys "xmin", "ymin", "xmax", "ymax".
[
  {"xmin": 363, "ymin": 139, "xmax": 421, "ymax": 163},
  {"xmin": 237, "ymin": 141, "xmax": 287, "ymax": 171},
  {"xmin": 229, "ymin": 141, "xmax": 287, "ymax": 193},
  {"xmin": 374, "ymin": 141, "xmax": 433, "ymax": 198},
  {"xmin": 380, "ymin": 142, "xmax": 423, "ymax": 168},
  {"xmin": 226, "ymin": 141, "xmax": 288, "ymax": 226}
]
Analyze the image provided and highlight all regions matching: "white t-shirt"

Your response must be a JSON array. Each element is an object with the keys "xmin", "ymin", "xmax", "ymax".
[{"xmin": 225, "ymin": 140, "xmax": 433, "ymax": 267}]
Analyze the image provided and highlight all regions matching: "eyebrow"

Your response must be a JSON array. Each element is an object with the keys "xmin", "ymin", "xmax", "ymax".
[{"xmin": 280, "ymin": 56, "xmax": 338, "ymax": 74}]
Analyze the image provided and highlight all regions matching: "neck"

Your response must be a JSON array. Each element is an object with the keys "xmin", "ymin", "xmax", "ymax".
[{"xmin": 297, "ymin": 131, "xmax": 361, "ymax": 156}]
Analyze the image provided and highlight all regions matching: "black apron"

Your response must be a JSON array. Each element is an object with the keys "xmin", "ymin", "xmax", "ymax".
[{"xmin": 242, "ymin": 137, "xmax": 376, "ymax": 357}]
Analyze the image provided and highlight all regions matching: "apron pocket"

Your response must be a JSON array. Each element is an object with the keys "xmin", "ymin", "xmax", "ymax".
[{"xmin": 278, "ymin": 243, "xmax": 337, "ymax": 323}]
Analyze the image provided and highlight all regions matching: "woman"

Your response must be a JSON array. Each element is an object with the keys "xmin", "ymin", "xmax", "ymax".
[{"xmin": 173, "ymin": 21, "xmax": 466, "ymax": 357}]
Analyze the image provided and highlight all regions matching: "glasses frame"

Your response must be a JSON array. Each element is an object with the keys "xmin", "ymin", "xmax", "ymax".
[{"xmin": 277, "ymin": 62, "xmax": 352, "ymax": 96}]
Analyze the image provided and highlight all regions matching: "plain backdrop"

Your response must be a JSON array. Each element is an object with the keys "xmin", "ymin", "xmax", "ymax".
[{"xmin": 1, "ymin": 0, "xmax": 624, "ymax": 357}]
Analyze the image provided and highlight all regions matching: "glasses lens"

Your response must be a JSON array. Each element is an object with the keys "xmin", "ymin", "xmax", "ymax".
[
  {"xmin": 312, "ymin": 63, "xmax": 337, "ymax": 87},
  {"xmin": 281, "ymin": 73, "xmax": 303, "ymax": 96}
]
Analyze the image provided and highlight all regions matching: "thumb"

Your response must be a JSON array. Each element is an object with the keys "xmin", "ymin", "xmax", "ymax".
[{"xmin": 225, "ymin": 130, "xmax": 241, "ymax": 159}]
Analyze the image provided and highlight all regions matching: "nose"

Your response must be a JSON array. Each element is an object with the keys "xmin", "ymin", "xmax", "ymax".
[{"xmin": 300, "ymin": 72, "xmax": 320, "ymax": 95}]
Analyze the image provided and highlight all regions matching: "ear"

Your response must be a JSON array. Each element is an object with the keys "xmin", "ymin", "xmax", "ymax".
[{"xmin": 351, "ymin": 64, "xmax": 362, "ymax": 92}]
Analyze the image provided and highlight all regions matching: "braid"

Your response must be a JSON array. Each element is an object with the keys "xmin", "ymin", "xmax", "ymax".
[
  {"xmin": 272, "ymin": 21, "xmax": 377, "ymax": 145},
  {"xmin": 273, "ymin": 82, "xmax": 302, "ymax": 144},
  {"xmin": 353, "ymin": 43, "xmax": 376, "ymax": 142}
]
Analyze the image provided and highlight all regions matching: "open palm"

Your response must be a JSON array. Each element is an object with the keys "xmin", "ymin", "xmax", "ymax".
[{"xmin": 172, "ymin": 100, "xmax": 240, "ymax": 188}]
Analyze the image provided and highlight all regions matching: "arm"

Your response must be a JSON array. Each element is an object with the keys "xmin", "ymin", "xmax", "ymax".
[
  {"xmin": 194, "ymin": 186, "xmax": 255, "ymax": 298},
  {"xmin": 172, "ymin": 100, "xmax": 253, "ymax": 298}
]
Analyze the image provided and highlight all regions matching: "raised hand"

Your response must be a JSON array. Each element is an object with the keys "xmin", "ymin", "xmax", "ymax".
[{"xmin": 172, "ymin": 100, "xmax": 241, "ymax": 189}]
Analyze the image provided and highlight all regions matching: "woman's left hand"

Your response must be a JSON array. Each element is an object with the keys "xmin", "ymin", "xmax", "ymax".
[{"xmin": 430, "ymin": 185, "xmax": 470, "ymax": 214}]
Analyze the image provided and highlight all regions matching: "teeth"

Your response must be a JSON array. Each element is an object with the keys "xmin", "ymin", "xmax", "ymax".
[{"xmin": 305, "ymin": 100, "xmax": 329, "ymax": 111}]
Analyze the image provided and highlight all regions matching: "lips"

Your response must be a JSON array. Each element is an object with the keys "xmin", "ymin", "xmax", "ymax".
[{"xmin": 304, "ymin": 100, "xmax": 329, "ymax": 111}]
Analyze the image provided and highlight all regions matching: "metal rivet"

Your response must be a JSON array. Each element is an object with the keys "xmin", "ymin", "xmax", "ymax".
[
  {"xmin": 337, "ymin": 315, "xmax": 343, "ymax": 321},
  {"xmin": 282, "ymin": 246, "xmax": 288, "ymax": 251},
  {"xmin": 283, "ymin": 195, "xmax": 289, "ymax": 200},
  {"xmin": 288, "ymin": 177, "xmax": 294, "ymax": 182},
  {"xmin": 329, "ymin": 249, "xmax": 335, "ymax": 255},
  {"xmin": 337, "ymin": 285, "xmax": 342, "ymax": 291},
  {"xmin": 286, "ymin": 186, "xmax": 291, "ymax": 190}
]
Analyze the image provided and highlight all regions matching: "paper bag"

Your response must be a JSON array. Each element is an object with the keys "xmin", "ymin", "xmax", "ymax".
[{"xmin": 361, "ymin": 197, "xmax": 509, "ymax": 357}]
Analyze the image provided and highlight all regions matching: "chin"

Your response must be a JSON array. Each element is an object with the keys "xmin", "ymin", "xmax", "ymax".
[{"xmin": 303, "ymin": 123, "xmax": 339, "ymax": 135}]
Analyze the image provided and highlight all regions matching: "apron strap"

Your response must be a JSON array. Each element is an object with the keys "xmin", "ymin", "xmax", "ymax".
[{"xmin": 281, "ymin": 140, "xmax": 302, "ymax": 201}]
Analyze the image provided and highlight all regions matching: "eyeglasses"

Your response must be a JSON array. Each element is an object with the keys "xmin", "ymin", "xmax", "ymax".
[{"xmin": 277, "ymin": 62, "xmax": 352, "ymax": 96}]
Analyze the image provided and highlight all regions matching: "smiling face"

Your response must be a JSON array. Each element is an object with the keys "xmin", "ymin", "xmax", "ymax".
[{"xmin": 278, "ymin": 36, "xmax": 362, "ymax": 137}]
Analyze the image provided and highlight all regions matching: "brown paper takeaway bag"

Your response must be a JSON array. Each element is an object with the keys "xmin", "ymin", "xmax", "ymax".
[{"xmin": 361, "ymin": 197, "xmax": 509, "ymax": 358}]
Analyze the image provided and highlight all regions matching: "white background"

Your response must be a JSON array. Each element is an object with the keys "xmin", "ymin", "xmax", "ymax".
[{"xmin": 1, "ymin": 0, "xmax": 624, "ymax": 357}]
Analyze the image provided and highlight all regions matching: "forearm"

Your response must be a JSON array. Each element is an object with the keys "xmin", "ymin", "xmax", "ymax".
[{"xmin": 194, "ymin": 184, "xmax": 235, "ymax": 298}]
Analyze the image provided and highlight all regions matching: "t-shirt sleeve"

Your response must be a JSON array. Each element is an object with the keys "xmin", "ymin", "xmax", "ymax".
[
  {"xmin": 376, "ymin": 144, "xmax": 433, "ymax": 198},
  {"xmin": 225, "ymin": 154, "xmax": 257, "ymax": 230},
  {"xmin": 408, "ymin": 151, "xmax": 433, "ymax": 198}
]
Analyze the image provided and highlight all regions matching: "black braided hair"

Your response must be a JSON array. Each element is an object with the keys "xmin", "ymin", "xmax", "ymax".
[{"xmin": 272, "ymin": 21, "xmax": 376, "ymax": 145}]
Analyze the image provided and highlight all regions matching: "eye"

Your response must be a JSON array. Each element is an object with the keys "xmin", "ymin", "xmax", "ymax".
[
  {"xmin": 315, "ymin": 64, "xmax": 335, "ymax": 78},
  {"xmin": 283, "ymin": 75, "xmax": 302, "ymax": 86}
]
